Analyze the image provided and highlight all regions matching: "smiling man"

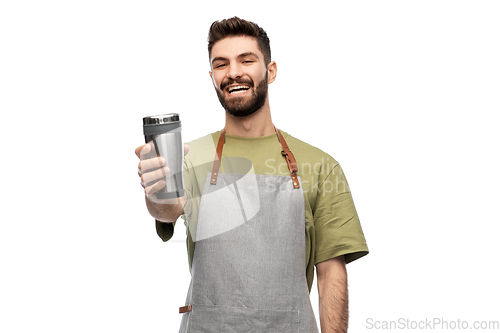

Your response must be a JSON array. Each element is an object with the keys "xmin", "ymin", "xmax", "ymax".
[{"xmin": 136, "ymin": 17, "xmax": 368, "ymax": 332}]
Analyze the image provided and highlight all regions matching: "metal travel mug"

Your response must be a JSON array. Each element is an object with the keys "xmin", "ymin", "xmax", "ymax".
[{"xmin": 143, "ymin": 113, "xmax": 185, "ymax": 199}]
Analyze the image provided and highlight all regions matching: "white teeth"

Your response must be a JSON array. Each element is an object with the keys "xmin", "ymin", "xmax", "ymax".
[{"xmin": 228, "ymin": 85, "xmax": 250, "ymax": 92}]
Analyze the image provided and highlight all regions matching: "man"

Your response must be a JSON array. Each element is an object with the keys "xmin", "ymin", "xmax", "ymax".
[{"xmin": 136, "ymin": 17, "xmax": 368, "ymax": 332}]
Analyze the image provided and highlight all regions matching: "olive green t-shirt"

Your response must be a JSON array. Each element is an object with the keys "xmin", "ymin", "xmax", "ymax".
[{"xmin": 156, "ymin": 130, "xmax": 368, "ymax": 292}]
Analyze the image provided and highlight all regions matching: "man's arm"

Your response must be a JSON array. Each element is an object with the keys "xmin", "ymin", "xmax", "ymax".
[{"xmin": 316, "ymin": 255, "xmax": 348, "ymax": 333}]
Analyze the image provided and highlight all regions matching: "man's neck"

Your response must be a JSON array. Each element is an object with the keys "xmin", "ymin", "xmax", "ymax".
[{"xmin": 224, "ymin": 101, "xmax": 275, "ymax": 137}]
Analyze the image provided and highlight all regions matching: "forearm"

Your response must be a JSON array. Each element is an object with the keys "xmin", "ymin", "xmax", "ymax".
[{"xmin": 317, "ymin": 256, "xmax": 348, "ymax": 333}]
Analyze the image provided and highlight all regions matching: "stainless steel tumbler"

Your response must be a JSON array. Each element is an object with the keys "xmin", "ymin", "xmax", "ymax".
[{"xmin": 143, "ymin": 113, "xmax": 185, "ymax": 199}]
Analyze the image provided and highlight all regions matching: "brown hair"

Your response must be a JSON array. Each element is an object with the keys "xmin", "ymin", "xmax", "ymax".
[{"xmin": 208, "ymin": 17, "xmax": 271, "ymax": 64}]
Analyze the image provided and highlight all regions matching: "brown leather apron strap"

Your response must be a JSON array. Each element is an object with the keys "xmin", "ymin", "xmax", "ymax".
[
  {"xmin": 210, "ymin": 127, "xmax": 300, "ymax": 189},
  {"xmin": 210, "ymin": 128, "xmax": 226, "ymax": 185},
  {"xmin": 179, "ymin": 304, "xmax": 192, "ymax": 313},
  {"xmin": 275, "ymin": 127, "xmax": 300, "ymax": 189}
]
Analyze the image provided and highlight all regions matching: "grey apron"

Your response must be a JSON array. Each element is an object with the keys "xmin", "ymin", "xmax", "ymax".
[{"xmin": 179, "ymin": 129, "xmax": 319, "ymax": 332}]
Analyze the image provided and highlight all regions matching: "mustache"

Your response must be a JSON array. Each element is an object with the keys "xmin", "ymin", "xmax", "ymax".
[{"xmin": 220, "ymin": 78, "xmax": 254, "ymax": 91}]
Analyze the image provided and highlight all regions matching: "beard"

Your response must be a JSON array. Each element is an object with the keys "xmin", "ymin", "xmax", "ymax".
[{"xmin": 215, "ymin": 73, "xmax": 268, "ymax": 118}]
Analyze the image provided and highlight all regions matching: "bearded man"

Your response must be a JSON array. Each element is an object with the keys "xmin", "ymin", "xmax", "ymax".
[{"xmin": 136, "ymin": 17, "xmax": 368, "ymax": 333}]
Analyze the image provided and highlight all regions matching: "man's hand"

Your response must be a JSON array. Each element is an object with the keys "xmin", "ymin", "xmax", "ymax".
[
  {"xmin": 135, "ymin": 142, "xmax": 190, "ymax": 222},
  {"xmin": 316, "ymin": 255, "xmax": 348, "ymax": 333}
]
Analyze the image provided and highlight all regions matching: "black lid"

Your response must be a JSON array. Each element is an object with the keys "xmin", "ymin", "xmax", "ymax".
[{"xmin": 143, "ymin": 113, "xmax": 180, "ymax": 126}]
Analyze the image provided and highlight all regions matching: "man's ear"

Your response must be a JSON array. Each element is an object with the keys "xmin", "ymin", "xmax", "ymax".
[
  {"xmin": 267, "ymin": 61, "xmax": 277, "ymax": 84},
  {"xmin": 209, "ymin": 70, "xmax": 216, "ymax": 88}
]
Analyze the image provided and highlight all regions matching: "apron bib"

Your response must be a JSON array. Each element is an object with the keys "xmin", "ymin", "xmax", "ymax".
[{"xmin": 179, "ymin": 129, "xmax": 319, "ymax": 333}]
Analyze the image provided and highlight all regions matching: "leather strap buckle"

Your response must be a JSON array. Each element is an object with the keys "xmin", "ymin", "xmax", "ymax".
[{"xmin": 276, "ymin": 128, "xmax": 300, "ymax": 189}]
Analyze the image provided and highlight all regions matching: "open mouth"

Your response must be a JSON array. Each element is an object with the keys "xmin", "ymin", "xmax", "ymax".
[{"xmin": 227, "ymin": 85, "xmax": 251, "ymax": 95}]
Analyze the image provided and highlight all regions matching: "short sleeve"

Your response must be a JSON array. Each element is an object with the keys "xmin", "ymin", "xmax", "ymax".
[
  {"xmin": 156, "ymin": 220, "xmax": 175, "ymax": 242},
  {"xmin": 313, "ymin": 163, "xmax": 368, "ymax": 264}
]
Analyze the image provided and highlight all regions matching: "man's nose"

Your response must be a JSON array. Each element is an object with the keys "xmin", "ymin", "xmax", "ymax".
[{"xmin": 226, "ymin": 63, "xmax": 243, "ymax": 79}]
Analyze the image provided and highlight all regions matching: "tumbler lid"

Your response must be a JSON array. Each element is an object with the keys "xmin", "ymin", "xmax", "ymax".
[{"xmin": 143, "ymin": 113, "xmax": 180, "ymax": 125}]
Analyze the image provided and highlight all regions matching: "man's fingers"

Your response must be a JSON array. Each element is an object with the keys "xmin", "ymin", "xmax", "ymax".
[
  {"xmin": 135, "ymin": 144, "xmax": 147, "ymax": 158},
  {"xmin": 138, "ymin": 157, "xmax": 165, "ymax": 173},
  {"xmin": 137, "ymin": 142, "xmax": 187, "ymax": 159},
  {"xmin": 135, "ymin": 145, "xmax": 143, "ymax": 158},
  {"xmin": 141, "ymin": 166, "xmax": 170, "ymax": 186},
  {"xmin": 135, "ymin": 142, "xmax": 155, "ymax": 159},
  {"xmin": 145, "ymin": 180, "xmax": 166, "ymax": 196}
]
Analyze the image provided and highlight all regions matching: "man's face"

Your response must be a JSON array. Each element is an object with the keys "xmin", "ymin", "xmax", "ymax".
[{"xmin": 209, "ymin": 36, "xmax": 274, "ymax": 117}]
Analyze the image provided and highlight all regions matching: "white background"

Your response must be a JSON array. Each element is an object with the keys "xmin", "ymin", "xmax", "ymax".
[{"xmin": 1, "ymin": 1, "xmax": 499, "ymax": 332}]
